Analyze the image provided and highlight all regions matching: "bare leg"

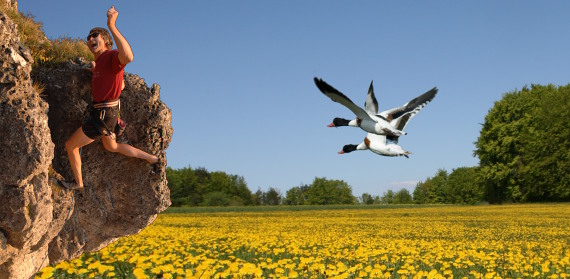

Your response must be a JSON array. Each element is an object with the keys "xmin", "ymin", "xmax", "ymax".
[
  {"xmin": 101, "ymin": 135, "xmax": 158, "ymax": 164},
  {"xmin": 65, "ymin": 128, "xmax": 94, "ymax": 187}
]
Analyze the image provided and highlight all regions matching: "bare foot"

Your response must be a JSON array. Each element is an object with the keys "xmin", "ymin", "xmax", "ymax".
[{"xmin": 59, "ymin": 180, "xmax": 84, "ymax": 190}]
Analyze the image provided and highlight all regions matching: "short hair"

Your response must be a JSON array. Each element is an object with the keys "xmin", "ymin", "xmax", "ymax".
[{"xmin": 88, "ymin": 27, "xmax": 113, "ymax": 49}]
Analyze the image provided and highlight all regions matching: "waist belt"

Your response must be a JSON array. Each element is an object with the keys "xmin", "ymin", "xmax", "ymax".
[{"xmin": 93, "ymin": 99, "xmax": 120, "ymax": 109}]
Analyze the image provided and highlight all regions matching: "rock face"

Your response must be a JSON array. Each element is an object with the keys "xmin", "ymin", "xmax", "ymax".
[{"xmin": 0, "ymin": 7, "xmax": 172, "ymax": 279}]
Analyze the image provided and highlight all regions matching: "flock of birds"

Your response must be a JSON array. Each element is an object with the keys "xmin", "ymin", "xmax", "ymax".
[{"xmin": 313, "ymin": 77, "xmax": 438, "ymax": 158}]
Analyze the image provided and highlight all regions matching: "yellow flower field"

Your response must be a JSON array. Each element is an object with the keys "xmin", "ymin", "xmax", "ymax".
[{"xmin": 37, "ymin": 204, "xmax": 570, "ymax": 278}]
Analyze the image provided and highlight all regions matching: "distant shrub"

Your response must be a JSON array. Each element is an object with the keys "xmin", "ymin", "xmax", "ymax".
[{"xmin": 202, "ymin": 191, "xmax": 231, "ymax": 206}]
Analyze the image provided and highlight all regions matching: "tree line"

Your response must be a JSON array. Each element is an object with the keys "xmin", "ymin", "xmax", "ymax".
[
  {"xmin": 167, "ymin": 165, "xmax": 483, "ymax": 206},
  {"xmin": 167, "ymin": 167, "xmax": 358, "ymax": 206},
  {"xmin": 168, "ymin": 84, "xmax": 569, "ymax": 206}
]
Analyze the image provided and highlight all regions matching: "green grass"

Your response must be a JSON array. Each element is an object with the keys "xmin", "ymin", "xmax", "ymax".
[{"xmin": 1, "ymin": 3, "xmax": 93, "ymax": 67}]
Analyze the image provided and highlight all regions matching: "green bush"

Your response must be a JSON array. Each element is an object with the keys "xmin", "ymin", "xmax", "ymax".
[{"xmin": 202, "ymin": 191, "xmax": 231, "ymax": 206}]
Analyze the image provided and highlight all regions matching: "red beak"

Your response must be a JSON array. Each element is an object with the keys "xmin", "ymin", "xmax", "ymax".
[
  {"xmin": 338, "ymin": 150, "xmax": 344, "ymax": 154},
  {"xmin": 328, "ymin": 123, "xmax": 335, "ymax": 127}
]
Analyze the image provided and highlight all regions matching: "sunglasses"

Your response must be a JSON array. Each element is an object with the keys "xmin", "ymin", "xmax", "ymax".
[{"xmin": 87, "ymin": 32, "xmax": 100, "ymax": 41}]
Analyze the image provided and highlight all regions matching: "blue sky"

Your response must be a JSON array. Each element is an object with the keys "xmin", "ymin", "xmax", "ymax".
[{"xmin": 19, "ymin": 1, "xmax": 570, "ymax": 197}]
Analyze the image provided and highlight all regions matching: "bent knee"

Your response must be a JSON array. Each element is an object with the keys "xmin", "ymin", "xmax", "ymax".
[{"xmin": 65, "ymin": 139, "xmax": 77, "ymax": 152}]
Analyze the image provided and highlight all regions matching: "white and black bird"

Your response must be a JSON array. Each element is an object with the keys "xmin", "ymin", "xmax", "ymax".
[
  {"xmin": 338, "ymin": 133, "xmax": 410, "ymax": 158},
  {"xmin": 314, "ymin": 78, "xmax": 406, "ymax": 138},
  {"xmin": 316, "ymin": 77, "xmax": 438, "ymax": 142}
]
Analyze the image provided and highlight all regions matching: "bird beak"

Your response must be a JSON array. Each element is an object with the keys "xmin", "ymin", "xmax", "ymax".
[
  {"xmin": 338, "ymin": 150, "xmax": 345, "ymax": 154},
  {"xmin": 327, "ymin": 123, "xmax": 335, "ymax": 127}
]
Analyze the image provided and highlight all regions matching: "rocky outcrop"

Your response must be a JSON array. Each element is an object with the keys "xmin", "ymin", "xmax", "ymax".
[
  {"xmin": 0, "ymin": 8, "xmax": 55, "ymax": 279},
  {"xmin": 0, "ymin": 7, "xmax": 172, "ymax": 279}
]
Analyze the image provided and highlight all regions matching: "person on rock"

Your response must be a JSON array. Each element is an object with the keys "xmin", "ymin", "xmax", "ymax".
[{"xmin": 61, "ymin": 6, "xmax": 158, "ymax": 190}]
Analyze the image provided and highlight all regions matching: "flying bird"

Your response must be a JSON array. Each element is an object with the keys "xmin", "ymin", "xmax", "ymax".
[
  {"xmin": 338, "ymin": 133, "xmax": 410, "ymax": 158},
  {"xmin": 321, "ymin": 78, "xmax": 438, "ymax": 143},
  {"xmin": 314, "ymin": 78, "xmax": 406, "ymax": 138}
]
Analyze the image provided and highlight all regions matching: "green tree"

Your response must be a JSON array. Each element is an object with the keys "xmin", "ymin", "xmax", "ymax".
[
  {"xmin": 231, "ymin": 175, "xmax": 254, "ymax": 205},
  {"xmin": 413, "ymin": 167, "xmax": 484, "ymax": 204},
  {"xmin": 167, "ymin": 166, "xmax": 204, "ymax": 206},
  {"xmin": 306, "ymin": 177, "xmax": 355, "ymax": 205},
  {"xmin": 262, "ymin": 187, "xmax": 282, "ymax": 205},
  {"xmin": 284, "ymin": 184, "xmax": 310, "ymax": 205},
  {"xmin": 447, "ymin": 167, "xmax": 483, "ymax": 204},
  {"xmin": 474, "ymin": 84, "xmax": 570, "ymax": 202},
  {"xmin": 253, "ymin": 188, "xmax": 263, "ymax": 205},
  {"xmin": 393, "ymin": 189, "xmax": 413, "ymax": 204},
  {"xmin": 381, "ymin": 190, "xmax": 395, "ymax": 204},
  {"xmin": 202, "ymin": 191, "xmax": 231, "ymax": 206},
  {"xmin": 412, "ymin": 180, "xmax": 428, "ymax": 204},
  {"xmin": 413, "ymin": 169, "xmax": 448, "ymax": 204},
  {"xmin": 194, "ymin": 167, "xmax": 210, "ymax": 188},
  {"xmin": 166, "ymin": 166, "xmax": 254, "ymax": 206},
  {"xmin": 430, "ymin": 169, "xmax": 449, "ymax": 203},
  {"xmin": 519, "ymin": 85, "xmax": 570, "ymax": 201},
  {"xmin": 360, "ymin": 193, "xmax": 376, "ymax": 205},
  {"xmin": 205, "ymin": 172, "xmax": 253, "ymax": 205}
]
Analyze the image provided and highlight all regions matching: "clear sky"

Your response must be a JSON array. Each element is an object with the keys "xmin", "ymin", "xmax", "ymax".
[{"xmin": 18, "ymin": 1, "xmax": 570, "ymax": 197}]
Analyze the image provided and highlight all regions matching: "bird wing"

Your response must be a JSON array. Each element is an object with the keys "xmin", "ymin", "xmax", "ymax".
[
  {"xmin": 380, "ymin": 87, "xmax": 438, "ymax": 131},
  {"xmin": 314, "ymin": 78, "xmax": 372, "ymax": 121},
  {"xmin": 364, "ymin": 80, "xmax": 378, "ymax": 115}
]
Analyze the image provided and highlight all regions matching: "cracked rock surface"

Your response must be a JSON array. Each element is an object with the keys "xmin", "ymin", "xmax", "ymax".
[{"xmin": 0, "ymin": 7, "xmax": 172, "ymax": 279}]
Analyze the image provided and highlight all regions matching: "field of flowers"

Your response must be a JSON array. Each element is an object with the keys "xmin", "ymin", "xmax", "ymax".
[{"xmin": 37, "ymin": 204, "xmax": 570, "ymax": 278}]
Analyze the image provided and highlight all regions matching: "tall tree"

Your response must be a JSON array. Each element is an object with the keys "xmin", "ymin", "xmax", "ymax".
[
  {"xmin": 413, "ymin": 169, "xmax": 448, "ymax": 204},
  {"xmin": 166, "ymin": 166, "xmax": 254, "ymax": 206},
  {"xmin": 447, "ymin": 167, "xmax": 482, "ymax": 204},
  {"xmin": 381, "ymin": 190, "xmax": 395, "ymax": 204},
  {"xmin": 167, "ymin": 166, "xmax": 204, "ymax": 206},
  {"xmin": 393, "ymin": 189, "xmax": 413, "ymax": 204},
  {"xmin": 430, "ymin": 169, "xmax": 449, "ymax": 203},
  {"xmin": 306, "ymin": 177, "xmax": 355, "ymax": 205},
  {"xmin": 202, "ymin": 191, "xmax": 231, "ymax": 206},
  {"xmin": 475, "ymin": 84, "xmax": 570, "ymax": 202},
  {"xmin": 412, "ymin": 179, "xmax": 429, "ymax": 204},
  {"xmin": 262, "ymin": 187, "xmax": 282, "ymax": 205},
  {"xmin": 253, "ymin": 188, "xmax": 263, "ymax": 205},
  {"xmin": 284, "ymin": 184, "xmax": 310, "ymax": 205},
  {"xmin": 360, "ymin": 193, "xmax": 376, "ymax": 205}
]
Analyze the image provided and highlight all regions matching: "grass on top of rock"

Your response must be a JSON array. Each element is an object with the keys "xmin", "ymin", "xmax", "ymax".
[{"xmin": 1, "ymin": 3, "xmax": 93, "ymax": 67}]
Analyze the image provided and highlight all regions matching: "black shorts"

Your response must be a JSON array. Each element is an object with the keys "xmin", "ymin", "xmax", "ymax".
[{"xmin": 82, "ymin": 106, "xmax": 119, "ymax": 139}]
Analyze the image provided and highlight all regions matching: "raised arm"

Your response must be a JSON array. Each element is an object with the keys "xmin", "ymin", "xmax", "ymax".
[{"xmin": 107, "ymin": 6, "xmax": 134, "ymax": 65}]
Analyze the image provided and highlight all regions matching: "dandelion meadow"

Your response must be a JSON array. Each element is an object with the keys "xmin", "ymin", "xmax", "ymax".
[{"xmin": 37, "ymin": 204, "xmax": 570, "ymax": 278}]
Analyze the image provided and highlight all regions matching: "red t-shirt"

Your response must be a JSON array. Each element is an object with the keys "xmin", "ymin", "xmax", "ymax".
[{"xmin": 91, "ymin": 50, "xmax": 125, "ymax": 102}]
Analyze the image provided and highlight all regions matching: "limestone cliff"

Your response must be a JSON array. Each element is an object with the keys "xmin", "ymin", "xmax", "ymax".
[{"xmin": 0, "ymin": 7, "xmax": 172, "ymax": 279}]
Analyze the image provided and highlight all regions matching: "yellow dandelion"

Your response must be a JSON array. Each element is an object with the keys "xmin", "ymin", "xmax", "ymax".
[
  {"xmin": 133, "ymin": 268, "xmax": 148, "ymax": 279},
  {"xmin": 39, "ymin": 267, "xmax": 55, "ymax": 279}
]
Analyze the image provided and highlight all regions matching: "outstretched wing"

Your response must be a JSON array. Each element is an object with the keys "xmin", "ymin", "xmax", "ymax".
[
  {"xmin": 314, "ymin": 77, "xmax": 372, "ymax": 121},
  {"xmin": 364, "ymin": 80, "xmax": 378, "ymax": 115},
  {"xmin": 380, "ymin": 87, "xmax": 438, "ymax": 131}
]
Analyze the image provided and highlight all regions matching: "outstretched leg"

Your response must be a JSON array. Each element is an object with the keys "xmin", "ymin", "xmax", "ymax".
[
  {"xmin": 65, "ymin": 128, "xmax": 94, "ymax": 188},
  {"xmin": 101, "ymin": 135, "xmax": 158, "ymax": 164}
]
